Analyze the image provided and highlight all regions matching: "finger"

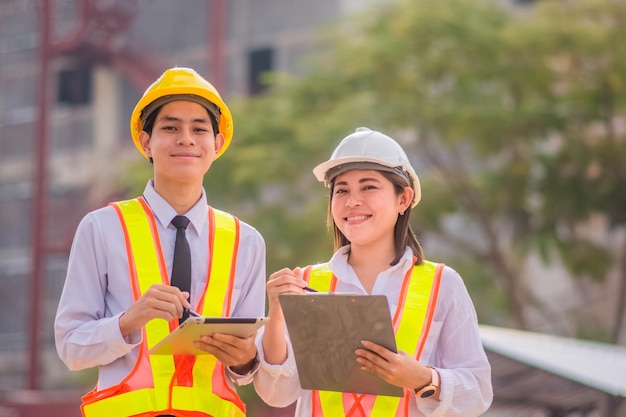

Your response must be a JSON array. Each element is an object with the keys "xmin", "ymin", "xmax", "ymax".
[
  {"xmin": 194, "ymin": 337, "xmax": 247, "ymax": 366},
  {"xmin": 355, "ymin": 348, "xmax": 388, "ymax": 369},
  {"xmin": 268, "ymin": 268, "xmax": 297, "ymax": 280},
  {"xmin": 360, "ymin": 340, "xmax": 395, "ymax": 360},
  {"xmin": 146, "ymin": 285, "xmax": 189, "ymax": 315},
  {"xmin": 179, "ymin": 291, "xmax": 192, "ymax": 309},
  {"xmin": 268, "ymin": 281, "xmax": 310, "ymax": 296},
  {"xmin": 357, "ymin": 356, "xmax": 391, "ymax": 380},
  {"xmin": 193, "ymin": 340, "xmax": 226, "ymax": 357},
  {"xmin": 162, "ymin": 287, "xmax": 191, "ymax": 316},
  {"xmin": 142, "ymin": 296, "xmax": 179, "ymax": 319},
  {"xmin": 208, "ymin": 333, "xmax": 243, "ymax": 348}
]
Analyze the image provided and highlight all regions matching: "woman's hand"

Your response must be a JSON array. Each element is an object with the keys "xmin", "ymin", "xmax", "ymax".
[
  {"xmin": 262, "ymin": 267, "xmax": 306, "ymax": 365},
  {"xmin": 266, "ymin": 267, "xmax": 305, "ymax": 319},
  {"xmin": 356, "ymin": 340, "xmax": 433, "ymax": 393}
]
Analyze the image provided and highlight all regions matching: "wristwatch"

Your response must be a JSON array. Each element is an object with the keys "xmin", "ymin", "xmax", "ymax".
[{"xmin": 415, "ymin": 367, "xmax": 439, "ymax": 398}]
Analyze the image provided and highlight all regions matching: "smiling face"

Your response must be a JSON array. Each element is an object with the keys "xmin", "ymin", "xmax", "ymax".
[
  {"xmin": 139, "ymin": 100, "xmax": 225, "ymax": 189},
  {"xmin": 330, "ymin": 169, "xmax": 412, "ymax": 251}
]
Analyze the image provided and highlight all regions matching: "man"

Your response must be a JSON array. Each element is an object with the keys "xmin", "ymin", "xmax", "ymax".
[{"xmin": 54, "ymin": 67, "xmax": 266, "ymax": 417}]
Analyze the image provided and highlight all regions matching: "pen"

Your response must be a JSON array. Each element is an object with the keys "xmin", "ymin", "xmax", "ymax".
[
  {"xmin": 184, "ymin": 308, "xmax": 201, "ymax": 317},
  {"xmin": 303, "ymin": 286, "xmax": 318, "ymax": 293}
]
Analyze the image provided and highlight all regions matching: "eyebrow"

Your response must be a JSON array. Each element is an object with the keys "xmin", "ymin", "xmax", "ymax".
[
  {"xmin": 335, "ymin": 177, "xmax": 382, "ymax": 186},
  {"xmin": 158, "ymin": 115, "xmax": 210, "ymax": 124}
]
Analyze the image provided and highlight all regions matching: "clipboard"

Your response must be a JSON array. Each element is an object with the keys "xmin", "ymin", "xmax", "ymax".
[
  {"xmin": 279, "ymin": 293, "xmax": 403, "ymax": 397},
  {"xmin": 149, "ymin": 316, "xmax": 268, "ymax": 355}
]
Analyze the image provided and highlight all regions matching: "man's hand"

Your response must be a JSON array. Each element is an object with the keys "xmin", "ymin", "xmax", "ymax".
[
  {"xmin": 194, "ymin": 332, "xmax": 258, "ymax": 373},
  {"xmin": 119, "ymin": 284, "xmax": 191, "ymax": 337}
]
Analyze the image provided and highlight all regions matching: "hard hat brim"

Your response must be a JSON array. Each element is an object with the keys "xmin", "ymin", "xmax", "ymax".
[{"xmin": 313, "ymin": 157, "xmax": 421, "ymax": 207}]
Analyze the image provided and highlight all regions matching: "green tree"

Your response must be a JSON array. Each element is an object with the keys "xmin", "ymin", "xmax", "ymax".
[{"xmin": 121, "ymin": 0, "xmax": 626, "ymax": 343}]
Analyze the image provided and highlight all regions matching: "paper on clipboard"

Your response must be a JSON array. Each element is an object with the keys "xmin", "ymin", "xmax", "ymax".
[
  {"xmin": 279, "ymin": 293, "xmax": 403, "ymax": 397},
  {"xmin": 149, "ymin": 316, "xmax": 268, "ymax": 355}
]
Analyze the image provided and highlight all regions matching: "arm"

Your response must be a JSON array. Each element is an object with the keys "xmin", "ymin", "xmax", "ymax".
[
  {"xmin": 54, "ymin": 211, "xmax": 137, "ymax": 370},
  {"xmin": 54, "ymin": 209, "xmax": 193, "ymax": 372},
  {"xmin": 417, "ymin": 267, "xmax": 493, "ymax": 417},
  {"xmin": 253, "ymin": 267, "xmax": 309, "ymax": 407},
  {"xmin": 355, "ymin": 267, "xmax": 492, "ymax": 417}
]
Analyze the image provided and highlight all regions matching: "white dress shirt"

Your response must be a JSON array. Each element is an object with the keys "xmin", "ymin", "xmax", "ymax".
[
  {"xmin": 54, "ymin": 180, "xmax": 267, "ymax": 390},
  {"xmin": 254, "ymin": 247, "xmax": 493, "ymax": 417}
]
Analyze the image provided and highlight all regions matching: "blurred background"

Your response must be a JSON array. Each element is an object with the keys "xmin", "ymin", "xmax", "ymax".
[{"xmin": 0, "ymin": 0, "xmax": 625, "ymax": 416}]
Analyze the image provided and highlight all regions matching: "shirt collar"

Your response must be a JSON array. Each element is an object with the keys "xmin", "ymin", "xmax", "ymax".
[
  {"xmin": 142, "ymin": 179, "xmax": 208, "ymax": 235},
  {"xmin": 327, "ymin": 245, "xmax": 415, "ymax": 286}
]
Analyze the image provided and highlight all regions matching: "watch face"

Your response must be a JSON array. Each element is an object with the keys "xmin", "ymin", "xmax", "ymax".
[{"xmin": 418, "ymin": 387, "xmax": 436, "ymax": 398}]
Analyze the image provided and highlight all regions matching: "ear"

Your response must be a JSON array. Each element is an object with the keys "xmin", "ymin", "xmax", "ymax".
[
  {"xmin": 400, "ymin": 186, "xmax": 414, "ymax": 213},
  {"xmin": 213, "ymin": 133, "xmax": 226, "ymax": 156},
  {"xmin": 139, "ymin": 131, "xmax": 152, "ymax": 158}
]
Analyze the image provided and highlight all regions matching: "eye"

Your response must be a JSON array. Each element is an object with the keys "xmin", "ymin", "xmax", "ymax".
[
  {"xmin": 333, "ymin": 188, "xmax": 347, "ymax": 195},
  {"xmin": 161, "ymin": 125, "xmax": 176, "ymax": 131}
]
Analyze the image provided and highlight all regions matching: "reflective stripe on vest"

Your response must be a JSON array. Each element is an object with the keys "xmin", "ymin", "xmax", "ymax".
[
  {"xmin": 304, "ymin": 260, "xmax": 444, "ymax": 417},
  {"xmin": 81, "ymin": 197, "xmax": 245, "ymax": 417}
]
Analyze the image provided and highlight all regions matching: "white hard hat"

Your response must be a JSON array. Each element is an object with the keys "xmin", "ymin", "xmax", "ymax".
[{"xmin": 313, "ymin": 127, "xmax": 421, "ymax": 206}]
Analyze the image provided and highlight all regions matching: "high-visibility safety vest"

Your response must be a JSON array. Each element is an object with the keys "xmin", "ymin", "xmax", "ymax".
[
  {"xmin": 80, "ymin": 197, "xmax": 246, "ymax": 417},
  {"xmin": 302, "ymin": 260, "xmax": 444, "ymax": 417}
]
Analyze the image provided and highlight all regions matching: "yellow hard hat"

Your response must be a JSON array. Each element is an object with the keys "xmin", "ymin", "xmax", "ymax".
[{"xmin": 130, "ymin": 67, "xmax": 233, "ymax": 159}]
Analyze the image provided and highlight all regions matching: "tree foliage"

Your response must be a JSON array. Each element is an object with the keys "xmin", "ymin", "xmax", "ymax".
[{"xmin": 124, "ymin": 0, "xmax": 626, "ymax": 342}]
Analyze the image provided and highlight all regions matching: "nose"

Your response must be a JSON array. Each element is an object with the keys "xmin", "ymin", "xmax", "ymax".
[
  {"xmin": 176, "ymin": 128, "xmax": 195, "ymax": 146},
  {"xmin": 345, "ymin": 195, "xmax": 362, "ymax": 208}
]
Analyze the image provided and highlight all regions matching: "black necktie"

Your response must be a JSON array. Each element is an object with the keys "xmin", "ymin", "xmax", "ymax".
[{"xmin": 171, "ymin": 215, "xmax": 191, "ymax": 322}]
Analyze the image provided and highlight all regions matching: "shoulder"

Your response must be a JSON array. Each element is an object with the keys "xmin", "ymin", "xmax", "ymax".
[
  {"xmin": 238, "ymin": 218, "xmax": 265, "ymax": 245},
  {"xmin": 421, "ymin": 260, "xmax": 469, "ymax": 293},
  {"xmin": 423, "ymin": 261, "xmax": 480, "ymax": 318},
  {"xmin": 77, "ymin": 204, "xmax": 120, "ymax": 229},
  {"xmin": 212, "ymin": 208, "xmax": 266, "ymax": 247},
  {"xmin": 70, "ymin": 205, "xmax": 124, "ymax": 251}
]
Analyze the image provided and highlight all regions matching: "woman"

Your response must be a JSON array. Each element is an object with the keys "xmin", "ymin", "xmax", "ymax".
[{"xmin": 255, "ymin": 127, "xmax": 493, "ymax": 416}]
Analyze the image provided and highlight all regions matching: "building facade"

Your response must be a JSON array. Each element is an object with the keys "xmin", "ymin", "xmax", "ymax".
[{"xmin": 0, "ymin": 0, "xmax": 382, "ymax": 392}]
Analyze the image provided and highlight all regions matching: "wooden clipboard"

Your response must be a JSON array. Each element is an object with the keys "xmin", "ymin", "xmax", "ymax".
[{"xmin": 279, "ymin": 293, "xmax": 403, "ymax": 397}]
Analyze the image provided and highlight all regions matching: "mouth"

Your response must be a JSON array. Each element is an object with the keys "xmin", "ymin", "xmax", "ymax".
[{"xmin": 345, "ymin": 215, "xmax": 371, "ymax": 222}]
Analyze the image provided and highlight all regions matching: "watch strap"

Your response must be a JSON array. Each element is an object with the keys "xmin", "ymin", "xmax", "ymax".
[{"xmin": 415, "ymin": 367, "xmax": 439, "ymax": 398}]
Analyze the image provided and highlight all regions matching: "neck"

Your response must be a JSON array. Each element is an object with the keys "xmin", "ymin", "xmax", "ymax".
[
  {"xmin": 348, "ymin": 240, "xmax": 396, "ymax": 274},
  {"xmin": 153, "ymin": 178, "xmax": 203, "ymax": 214}
]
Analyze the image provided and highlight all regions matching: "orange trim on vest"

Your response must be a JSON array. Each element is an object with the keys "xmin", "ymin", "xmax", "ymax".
[
  {"xmin": 391, "ymin": 264, "xmax": 413, "ymax": 326},
  {"xmin": 81, "ymin": 199, "xmax": 245, "ymax": 417}
]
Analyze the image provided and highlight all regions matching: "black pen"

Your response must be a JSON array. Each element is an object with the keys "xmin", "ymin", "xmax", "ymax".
[
  {"xmin": 184, "ymin": 308, "xmax": 201, "ymax": 317},
  {"xmin": 303, "ymin": 286, "xmax": 318, "ymax": 293}
]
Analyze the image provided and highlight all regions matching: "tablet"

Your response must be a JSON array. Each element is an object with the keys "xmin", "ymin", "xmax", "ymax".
[
  {"xmin": 149, "ymin": 316, "xmax": 269, "ymax": 355},
  {"xmin": 279, "ymin": 293, "xmax": 403, "ymax": 397}
]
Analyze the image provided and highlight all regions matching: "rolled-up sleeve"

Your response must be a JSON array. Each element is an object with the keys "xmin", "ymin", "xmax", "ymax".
[{"xmin": 253, "ymin": 327, "xmax": 302, "ymax": 408}]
